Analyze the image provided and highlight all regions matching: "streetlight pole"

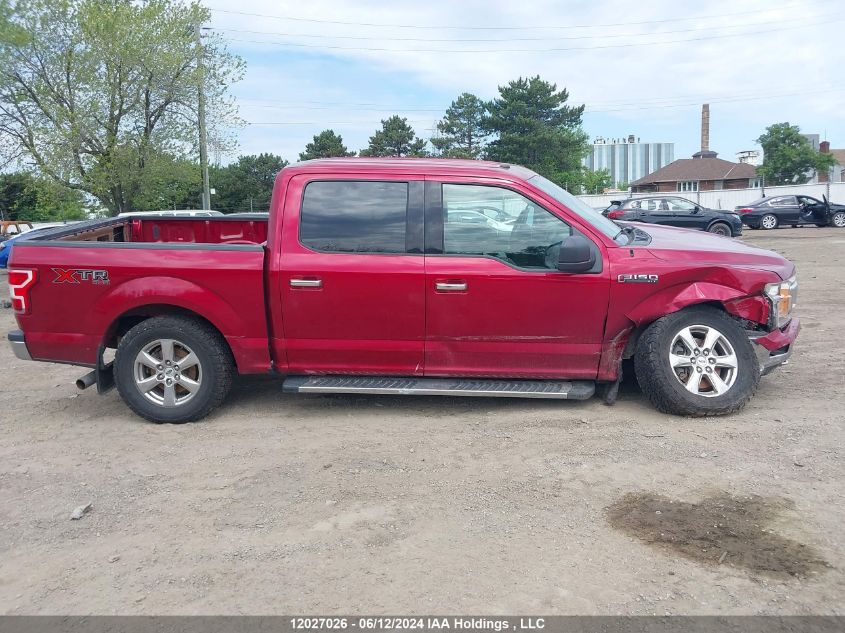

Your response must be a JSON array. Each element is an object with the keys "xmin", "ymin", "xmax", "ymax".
[{"xmin": 195, "ymin": 24, "xmax": 211, "ymax": 210}]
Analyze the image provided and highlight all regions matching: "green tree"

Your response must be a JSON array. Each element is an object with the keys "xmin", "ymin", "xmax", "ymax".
[
  {"xmin": 757, "ymin": 123, "xmax": 838, "ymax": 185},
  {"xmin": 0, "ymin": 0, "xmax": 244, "ymax": 214},
  {"xmin": 360, "ymin": 116, "xmax": 427, "ymax": 157},
  {"xmin": 431, "ymin": 93, "xmax": 489, "ymax": 159},
  {"xmin": 580, "ymin": 168, "xmax": 612, "ymax": 194},
  {"xmin": 299, "ymin": 129, "xmax": 355, "ymax": 161},
  {"xmin": 0, "ymin": 172, "xmax": 86, "ymax": 221},
  {"xmin": 483, "ymin": 76, "xmax": 589, "ymax": 187},
  {"xmin": 211, "ymin": 153, "xmax": 288, "ymax": 212},
  {"xmin": 128, "ymin": 153, "xmax": 203, "ymax": 211}
]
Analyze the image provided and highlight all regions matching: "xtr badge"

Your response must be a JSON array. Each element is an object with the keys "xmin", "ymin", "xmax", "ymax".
[
  {"xmin": 52, "ymin": 268, "xmax": 110, "ymax": 285},
  {"xmin": 617, "ymin": 273, "xmax": 658, "ymax": 284}
]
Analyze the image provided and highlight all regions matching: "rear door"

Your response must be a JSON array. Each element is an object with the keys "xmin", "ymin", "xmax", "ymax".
[
  {"xmin": 277, "ymin": 176, "xmax": 426, "ymax": 375},
  {"xmin": 768, "ymin": 196, "xmax": 799, "ymax": 224},
  {"xmin": 642, "ymin": 198, "xmax": 676, "ymax": 226},
  {"xmin": 423, "ymin": 179, "xmax": 609, "ymax": 379}
]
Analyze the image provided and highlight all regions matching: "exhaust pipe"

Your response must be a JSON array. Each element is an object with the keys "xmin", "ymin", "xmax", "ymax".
[{"xmin": 76, "ymin": 370, "xmax": 97, "ymax": 390}]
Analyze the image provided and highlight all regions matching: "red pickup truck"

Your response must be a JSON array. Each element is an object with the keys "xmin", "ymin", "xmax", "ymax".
[{"xmin": 7, "ymin": 159, "xmax": 799, "ymax": 423}]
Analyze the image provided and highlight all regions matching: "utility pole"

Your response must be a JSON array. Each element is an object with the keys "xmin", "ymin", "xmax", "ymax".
[{"xmin": 195, "ymin": 24, "xmax": 211, "ymax": 210}]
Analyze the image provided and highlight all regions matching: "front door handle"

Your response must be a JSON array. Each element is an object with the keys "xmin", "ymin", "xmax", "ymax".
[
  {"xmin": 435, "ymin": 281, "xmax": 467, "ymax": 292},
  {"xmin": 290, "ymin": 278, "xmax": 323, "ymax": 288}
]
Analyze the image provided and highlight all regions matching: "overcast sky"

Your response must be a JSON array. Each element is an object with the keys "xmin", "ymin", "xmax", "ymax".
[{"xmin": 204, "ymin": 0, "xmax": 844, "ymax": 165}]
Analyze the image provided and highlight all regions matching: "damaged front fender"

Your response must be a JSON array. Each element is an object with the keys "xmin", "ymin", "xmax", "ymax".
[{"xmin": 625, "ymin": 281, "xmax": 753, "ymax": 326}]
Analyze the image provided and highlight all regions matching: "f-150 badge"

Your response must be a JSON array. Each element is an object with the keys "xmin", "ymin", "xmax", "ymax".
[
  {"xmin": 52, "ymin": 268, "xmax": 110, "ymax": 285},
  {"xmin": 617, "ymin": 273, "xmax": 658, "ymax": 284}
]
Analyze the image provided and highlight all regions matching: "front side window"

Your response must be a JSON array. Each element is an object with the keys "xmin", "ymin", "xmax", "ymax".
[
  {"xmin": 442, "ymin": 183, "xmax": 572, "ymax": 270},
  {"xmin": 300, "ymin": 180, "xmax": 408, "ymax": 253}
]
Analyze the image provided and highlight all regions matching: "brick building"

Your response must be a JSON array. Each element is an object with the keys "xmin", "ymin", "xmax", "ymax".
[{"xmin": 629, "ymin": 152, "xmax": 758, "ymax": 193}]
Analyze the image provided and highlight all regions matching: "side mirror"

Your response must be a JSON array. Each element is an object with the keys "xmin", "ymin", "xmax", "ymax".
[{"xmin": 557, "ymin": 235, "xmax": 596, "ymax": 273}]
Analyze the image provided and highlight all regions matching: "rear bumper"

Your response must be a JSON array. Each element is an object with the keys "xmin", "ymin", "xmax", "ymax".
[
  {"xmin": 749, "ymin": 318, "xmax": 800, "ymax": 376},
  {"xmin": 7, "ymin": 330, "xmax": 32, "ymax": 361}
]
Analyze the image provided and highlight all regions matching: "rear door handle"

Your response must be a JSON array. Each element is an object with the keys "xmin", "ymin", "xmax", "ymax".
[
  {"xmin": 435, "ymin": 281, "xmax": 467, "ymax": 292},
  {"xmin": 290, "ymin": 278, "xmax": 322, "ymax": 288}
]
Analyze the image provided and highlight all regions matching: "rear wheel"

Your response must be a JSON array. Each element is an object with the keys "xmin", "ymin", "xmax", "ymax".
[
  {"xmin": 707, "ymin": 222, "xmax": 731, "ymax": 236},
  {"xmin": 832, "ymin": 211, "xmax": 845, "ymax": 228},
  {"xmin": 634, "ymin": 307, "xmax": 760, "ymax": 416},
  {"xmin": 114, "ymin": 316, "xmax": 234, "ymax": 423},
  {"xmin": 760, "ymin": 214, "xmax": 778, "ymax": 230}
]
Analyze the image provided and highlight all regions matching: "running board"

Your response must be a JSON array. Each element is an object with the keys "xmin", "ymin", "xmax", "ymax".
[{"xmin": 282, "ymin": 376, "xmax": 595, "ymax": 400}]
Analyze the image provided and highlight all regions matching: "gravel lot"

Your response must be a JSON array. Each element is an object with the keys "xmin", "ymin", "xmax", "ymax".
[{"xmin": 0, "ymin": 228, "xmax": 843, "ymax": 615}]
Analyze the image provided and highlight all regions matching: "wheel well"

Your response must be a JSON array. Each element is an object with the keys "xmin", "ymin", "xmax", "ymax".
[
  {"xmin": 104, "ymin": 305, "xmax": 231, "ymax": 354},
  {"xmin": 622, "ymin": 300, "xmax": 727, "ymax": 359}
]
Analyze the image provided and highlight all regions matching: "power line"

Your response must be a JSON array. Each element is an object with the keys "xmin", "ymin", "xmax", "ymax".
[
  {"xmin": 235, "ymin": 83, "xmax": 843, "ymax": 111},
  {"xmin": 239, "ymin": 87, "xmax": 845, "ymax": 125},
  {"xmin": 220, "ymin": 15, "xmax": 844, "ymax": 53},
  {"xmin": 212, "ymin": 11, "xmax": 833, "ymax": 43},
  {"xmin": 208, "ymin": 1, "xmax": 814, "ymax": 31}
]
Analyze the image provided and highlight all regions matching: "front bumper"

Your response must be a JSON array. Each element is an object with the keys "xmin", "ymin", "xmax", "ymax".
[
  {"xmin": 749, "ymin": 318, "xmax": 800, "ymax": 376},
  {"xmin": 7, "ymin": 330, "xmax": 32, "ymax": 361}
]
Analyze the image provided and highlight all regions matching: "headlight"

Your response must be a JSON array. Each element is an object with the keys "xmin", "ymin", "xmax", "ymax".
[{"xmin": 764, "ymin": 275, "xmax": 797, "ymax": 329}]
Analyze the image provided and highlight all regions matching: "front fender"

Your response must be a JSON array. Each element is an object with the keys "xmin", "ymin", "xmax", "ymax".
[{"xmin": 625, "ymin": 281, "xmax": 747, "ymax": 326}]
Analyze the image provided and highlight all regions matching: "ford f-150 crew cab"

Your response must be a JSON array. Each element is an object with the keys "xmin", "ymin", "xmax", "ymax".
[{"xmin": 7, "ymin": 158, "xmax": 800, "ymax": 423}]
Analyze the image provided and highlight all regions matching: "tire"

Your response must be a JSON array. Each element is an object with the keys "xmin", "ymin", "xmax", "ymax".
[
  {"xmin": 832, "ymin": 211, "xmax": 845, "ymax": 228},
  {"xmin": 634, "ymin": 306, "xmax": 760, "ymax": 417},
  {"xmin": 707, "ymin": 222, "xmax": 731, "ymax": 236},
  {"xmin": 114, "ymin": 316, "xmax": 234, "ymax": 423},
  {"xmin": 759, "ymin": 214, "xmax": 778, "ymax": 230}
]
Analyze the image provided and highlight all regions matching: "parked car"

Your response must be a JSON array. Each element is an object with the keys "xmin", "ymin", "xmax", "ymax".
[
  {"xmin": 603, "ymin": 196, "xmax": 742, "ymax": 236},
  {"xmin": 736, "ymin": 195, "xmax": 845, "ymax": 229},
  {"xmin": 0, "ymin": 224, "xmax": 67, "ymax": 268},
  {"xmin": 7, "ymin": 158, "xmax": 799, "ymax": 423},
  {"xmin": 0, "ymin": 220, "xmax": 34, "ymax": 242}
]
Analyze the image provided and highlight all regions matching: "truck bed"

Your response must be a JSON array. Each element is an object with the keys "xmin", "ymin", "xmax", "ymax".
[
  {"xmin": 9, "ymin": 214, "xmax": 272, "ymax": 373},
  {"xmin": 24, "ymin": 214, "xmax": 269, "ymax": 246}
]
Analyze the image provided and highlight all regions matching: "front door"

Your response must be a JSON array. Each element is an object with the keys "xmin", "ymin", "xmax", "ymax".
[
  {"xmin": 424, "ymin": 181, "xmax": 610, "ymax": 379},
  {"xmin": 665, "ymin": 197, "xmax": 704, "ymax": 230},
  {"xmin": 278, "ymin": 176, "xmax": 426, "ymax": 375}
]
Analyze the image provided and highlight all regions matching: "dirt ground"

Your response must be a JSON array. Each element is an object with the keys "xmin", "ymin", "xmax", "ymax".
[{"xmin": 0, "ymin": 227, "xmax": 843, "ymax": 616}]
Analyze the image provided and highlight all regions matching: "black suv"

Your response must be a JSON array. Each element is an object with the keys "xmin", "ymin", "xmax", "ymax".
[{"xmin": 603, "ymin": 196, "xmax": 742, "ymax": 236}]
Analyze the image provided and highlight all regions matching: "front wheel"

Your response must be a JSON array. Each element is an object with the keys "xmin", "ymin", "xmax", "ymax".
[
  {"xmin": 759, "ymin": 214, "xmax": 778, "ymax": 230},
  {"xmin": 832, "ymin": 211, "xmax": 845, "ymax": 228},
  {"xmin": 707, "ymin": 222, "xmax": 731, "ymax": 236},
  {"xmin": 114, "ymin": 316, "xmax": 234, "ymax": 423},
  {"xmin": 634, "ymin": 307, "xmax": 760, "ymax": 416}
]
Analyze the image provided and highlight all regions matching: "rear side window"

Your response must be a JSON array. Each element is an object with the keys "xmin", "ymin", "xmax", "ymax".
[{"xmin": 300, "ymin": 180, "xmax": 408, "ymax": 253}]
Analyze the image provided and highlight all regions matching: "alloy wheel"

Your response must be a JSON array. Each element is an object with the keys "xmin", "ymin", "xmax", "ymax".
[
  {"xmin": 133, "ymin": 338, "xmax": 202, "ymax": 407},
  {"xmin": 668, "ymin": 325, "xmax": 738, "ymax": 397}
]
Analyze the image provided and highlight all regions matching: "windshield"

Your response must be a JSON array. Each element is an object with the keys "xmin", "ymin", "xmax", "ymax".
[{"xmin": 527, "ymin": 174, "xmax": 625, "ymax": 242}]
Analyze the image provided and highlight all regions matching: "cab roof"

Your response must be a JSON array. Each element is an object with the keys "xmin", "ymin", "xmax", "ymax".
[{"xmin": 285, "ymin": 157, "xmax": 537, "ymax": 181}]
